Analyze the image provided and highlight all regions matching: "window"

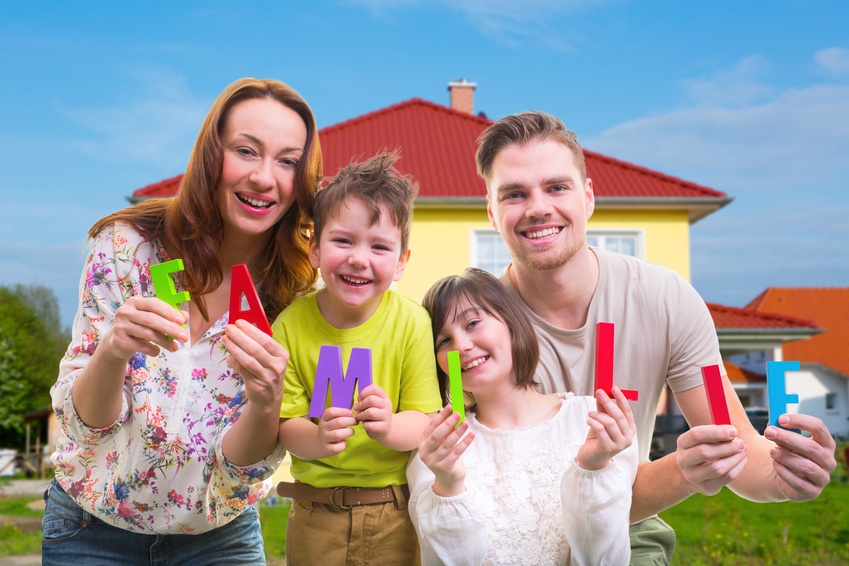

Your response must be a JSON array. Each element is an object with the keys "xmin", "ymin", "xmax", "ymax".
[
  {"xmin": 826, "ymin": 392, "xmax": 838, "ymax": 412},
  {"xmin": 471, "ymin": 229, "xmax": 643, "ymax": 276},
  {"xmin": 471, "ymin": 230, "xmax": 512, "ymax": 276},
  {"xmin": 586, "ymin": 231, "xmax": 642, "ymax": 259}
]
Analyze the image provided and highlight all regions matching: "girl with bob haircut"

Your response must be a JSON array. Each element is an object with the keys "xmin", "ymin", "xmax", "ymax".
[
  {"xmin": 43, "ymin": 78, "xmax": 321, "ymax": 564},
  {"xmin": 407, "ymin": 268, "xmax": 639, "ymax": 565}
]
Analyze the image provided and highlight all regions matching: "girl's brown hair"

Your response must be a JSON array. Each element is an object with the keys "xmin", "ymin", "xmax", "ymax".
[
  {"xmin": 421, "ymin": 268, "xmax": 540, "ymax": 408},
  {"xmin": 89, "ymin": 78, "xmax": 323, "ymax": 320}
]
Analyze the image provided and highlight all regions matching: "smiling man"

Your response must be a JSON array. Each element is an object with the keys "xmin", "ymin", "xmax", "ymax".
[{"xmin": 476, "ymin": 111, "xmax": 836, "ymax": 565}]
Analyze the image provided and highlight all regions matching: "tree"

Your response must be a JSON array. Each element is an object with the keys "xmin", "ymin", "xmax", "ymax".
[{"xmin": 0, "ymin": 285, "xmax": 69, "ymax": 449}]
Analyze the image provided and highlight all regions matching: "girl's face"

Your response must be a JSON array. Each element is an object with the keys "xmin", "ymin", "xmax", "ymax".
[
  {"xmin": 434, "ymin": 299, "xmax": 515, "ymax": 396},
  {"xmin": 216, "ymin": 97, "xmax": 307, "ymax": 245}
]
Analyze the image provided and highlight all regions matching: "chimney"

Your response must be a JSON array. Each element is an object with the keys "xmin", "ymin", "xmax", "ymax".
[{"xmin": 448, "ymin": 78, "xmax": 476, "ymax": 114}]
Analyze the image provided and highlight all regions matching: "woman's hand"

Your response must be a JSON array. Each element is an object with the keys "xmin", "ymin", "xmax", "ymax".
[
  {"xmin": 577, "ymin": 387, "xmax": 636, "ymax": 470},
  {"xmin": 223, "ymin": 319, "xmax": 289, "ymax": 412},
  {"xmin": 418, "ymin": 405, "xmax": 475, "ymax": 497},
  {"xmin": 100, "ymin": 296, "xmax": 189, "ymax": 361}
]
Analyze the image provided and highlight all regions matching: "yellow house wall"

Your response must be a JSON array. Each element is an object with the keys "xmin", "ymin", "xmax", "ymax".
[{"xmin": 394, "ymin": 207, "xmax": 692, "ymax": 304}]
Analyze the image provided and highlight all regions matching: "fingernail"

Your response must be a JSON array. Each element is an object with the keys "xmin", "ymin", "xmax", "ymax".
[
  {"xmin": 765, "ymin": 427, "xmax": 776, "ymax": 439},
  {"xmin": 778, "ymin": 415, "xmax": 789, "ymax": 425},
  {"xmin": 736, "ymin": 439, "xmax": 745, "ymax": 450},
  {"xmin": 726, "ymin": 427, "xmax": 736, "ymax": 437}
]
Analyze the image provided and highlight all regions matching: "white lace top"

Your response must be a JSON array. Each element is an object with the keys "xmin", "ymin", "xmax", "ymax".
[{"xmin": 406, "ymin": 394, "xmax": 638, "ymax": 565}]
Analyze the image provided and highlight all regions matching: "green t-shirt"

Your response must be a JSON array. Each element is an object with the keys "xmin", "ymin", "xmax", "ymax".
[{"xmin": 272, "ymin": 289, "xmax": 442, "ymax": 488}]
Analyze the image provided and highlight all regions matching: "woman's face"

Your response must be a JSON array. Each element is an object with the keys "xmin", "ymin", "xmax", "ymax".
[
  {"xmin": 216, "ymin": 97, "xmax": 307, "ymax": 244},
  {"xmin": 434, "ymin": 300, "xmax": 515, "ymax": 396}
]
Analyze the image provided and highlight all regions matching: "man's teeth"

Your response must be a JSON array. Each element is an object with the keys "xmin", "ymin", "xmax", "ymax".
[
  {"xmin": 462, "ymin": 356, "xmax": 488, "ymax": 371},
  {"xmin": 342, "ymin": 275, "xmax": 370, "ymax": 286},
  {"xmin": 238, "ymin": 194, "xmax": 273, "ymax": 209},
  {"xmin": 525, "ymin": 227, "xmax": 561, "ymax": 239}
]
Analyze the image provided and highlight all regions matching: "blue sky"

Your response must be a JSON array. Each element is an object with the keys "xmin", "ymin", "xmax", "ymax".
[{"xmin": 2, "ymin": 1, "xmax": 848, "ymax": 327}]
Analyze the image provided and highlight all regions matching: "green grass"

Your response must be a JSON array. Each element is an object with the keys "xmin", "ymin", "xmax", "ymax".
[
  {"xmin": 2, "ymin": 473, "xmax": 848, "ymax": 564},
  {"xmin": 0, "ymin": 496, "xmax": 43, "ymax": 556},
  {"xmin": 659, "ymin": 481, "xmax": 849, "ymax": 565},
  {"xmin": 260, "ymin": 498, "xmax": 292, "ymax": 562}
]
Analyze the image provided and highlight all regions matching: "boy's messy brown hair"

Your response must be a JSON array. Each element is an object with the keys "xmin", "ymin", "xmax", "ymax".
[{"xmin": 312, "ymin": 150, "xmax": 417, "ymax": 253}]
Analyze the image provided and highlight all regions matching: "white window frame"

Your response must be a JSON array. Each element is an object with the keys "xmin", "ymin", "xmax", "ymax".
[
  {"xmin": 470, "ymin": 228, "xmax": 512, "ymax": 276},
  {"xmin": 586, "ymin": 229, "xmax": 645, "ymax": 260}
]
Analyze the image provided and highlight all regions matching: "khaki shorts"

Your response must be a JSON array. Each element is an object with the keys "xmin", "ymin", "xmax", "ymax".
[
  {"xmin": 630, "ymin": 516, "xmax": 676, "ymax": 565},
  {"xmin": 284, "ymin": 484, "xmax": 420, "ymax": 566}
]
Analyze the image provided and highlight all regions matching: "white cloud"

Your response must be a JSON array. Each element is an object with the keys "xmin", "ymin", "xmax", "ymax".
[
  {"xmin": 583, "ymin": 54, "xmax": 849, "ymax": 306},
  {"xmin": 812, "ymin": 46, "xmax": 849, "ymax": 78},
  {"xmin": 680, "ymin": 55, "xmax": 774, "ymax": 107},
  {"xmin": 343, "ymin": 0, "xmax": 608, "ymax": 50},
  {"xmin": 58, "ymin": 67, "xmax": 208, "ymax": 167},
  {"xmin": 584, "ymin": 83, "xmax": 849, "ymax": 196}
]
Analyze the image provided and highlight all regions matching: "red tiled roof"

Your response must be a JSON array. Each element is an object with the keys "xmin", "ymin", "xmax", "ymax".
[
  {"xmin": 131, "ymin": 97, "xmax": 728, "ymax": 202},
  {"xmin": 133, "ymin": 174, "xmax": 183, "ymax": 199},
  {"xmin": 707, "ymin": 303, "xmax": 818, "ymax": 330},
  {"xmin": 746, "ymin": 288, "xmax": 849, "ymax": 377},
  {"xmin": 724, "ymin": 361, "xmax": 765, "ymax": 383}
]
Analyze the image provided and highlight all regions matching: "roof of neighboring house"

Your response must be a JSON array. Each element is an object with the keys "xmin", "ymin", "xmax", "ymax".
[
  {"xmin": 724, "ymin": 361, "xmax": 765, "ymax": 383},
  {"xmin": 707, "ymin": 303, "xmax": 818, "ymax": 330},
  {"xmin": 746, "ymin": 287, "xmax": 849, "ymax": 377},
  {"xmin": 130, "ymin": 97, "xmax": 730, "ymax": 219}
]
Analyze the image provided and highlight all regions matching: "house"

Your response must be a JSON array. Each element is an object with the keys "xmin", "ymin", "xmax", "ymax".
[
  {"xmin": 130, "ymin": 79, "xmax": 733, "ymax": 306},
  {"xmin": 725, "ymin": 288, "xmax": 849, "ymax": 438}
]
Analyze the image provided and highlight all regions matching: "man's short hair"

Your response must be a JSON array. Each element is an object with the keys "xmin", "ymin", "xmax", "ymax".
[
  {"xmin": 312, "ymin": 150, "xmax": 418, "ymax": 253},
  {"xmin": 475, "ymin": 111, "xmax": 586, "ymax": 189}
]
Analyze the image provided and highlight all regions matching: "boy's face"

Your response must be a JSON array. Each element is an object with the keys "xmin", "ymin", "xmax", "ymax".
[{"xmin": 309, "ymin": 198, "xmax": 410, "ymax": 319}]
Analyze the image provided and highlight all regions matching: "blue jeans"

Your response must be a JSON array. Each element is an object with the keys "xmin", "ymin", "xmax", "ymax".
[{"xmin": 41, "ymin": 479, "xmax": 266, "ymax": 565}]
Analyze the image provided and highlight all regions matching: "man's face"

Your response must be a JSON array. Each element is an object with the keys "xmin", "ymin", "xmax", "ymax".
[{"xmin": 486, "ymin": 139, "xmax": 594, "ymax": 272}]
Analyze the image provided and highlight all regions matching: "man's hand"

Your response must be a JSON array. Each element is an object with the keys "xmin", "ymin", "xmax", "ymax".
[
  {"xmin": 675, "ymin": 425, "xmax": 748, "ymax": 495},
  {"xmin": 765, "ymin": 414, "xmax": 836, "ymax": 502}
]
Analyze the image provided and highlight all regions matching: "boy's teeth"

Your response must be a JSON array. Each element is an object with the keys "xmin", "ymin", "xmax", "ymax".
[
  {"xmin": 342, "ymin": 275, "xmax": 369, "ymax": 285},
  {"xmin": 462, "ymin": 356, "xmax": 488, "ymax": 371},
  {"xmin": 238, "ymin": 194, "xmax": 272, "ymax": 208},
  {"xmin": 525, "ymin": 227, "xmax": 561, "ymax": 239}
]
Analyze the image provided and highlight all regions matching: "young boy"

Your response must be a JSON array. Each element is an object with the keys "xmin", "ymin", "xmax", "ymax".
[{"xmin": 272, "ymin": 151, "xmax": 441, "ymax": 565}]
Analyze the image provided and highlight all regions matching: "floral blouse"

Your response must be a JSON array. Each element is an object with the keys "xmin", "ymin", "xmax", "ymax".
[{"xmin": 50, "ymin": 223, "xmax": 286, "ymax": 534}]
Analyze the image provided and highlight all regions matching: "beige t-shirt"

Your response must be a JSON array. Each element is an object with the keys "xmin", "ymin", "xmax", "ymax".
[{"xmin": 501, "ymin": 247, "xmax": 723, "ymax": 463}]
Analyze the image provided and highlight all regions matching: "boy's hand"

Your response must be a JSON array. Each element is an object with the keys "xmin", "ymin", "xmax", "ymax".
[
  {"xmin": 576, "ymin": 387, "xmax": 636, "ymax": 471},
  {"xmin": 353, "ymin": 384, "xmax": 393, "ymax": 442},
  {"xmin": 317, "ymin": 408, "xmax": 357, "ymax": 457},
  {"xmin": 419, "ymin": 405, "xmax": 474, "ymax": 497},
  {"xmin": 223, "ymin": 319, "xmax": 288, "ymax": 412}
]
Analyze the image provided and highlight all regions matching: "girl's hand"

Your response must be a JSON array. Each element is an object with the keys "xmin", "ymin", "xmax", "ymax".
[
  {"xmin": 418, "ymin": 405, "xmax": 475, "ymax": 497},
  {"xmin": 101, "ymin": 296, "xmax": 189, "ymax": 361},
  {"xmin": 576, "ymin": 387, "xmax": 636, "ymax": 470},
  {"xmin": 317, "ymin": 408, "xmax": 358, "ymax": 457},
  {"xmin": 353, "ymin": 384, "xmax": 393, "ymax": 441},
  {"xmin": 223, "ymin": 319, "xmax": 289, "ymax": 411}
]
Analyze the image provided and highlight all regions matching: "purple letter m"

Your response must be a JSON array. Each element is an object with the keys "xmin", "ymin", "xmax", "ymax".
[{"xmin": 308, "ymin": 346, "xmax": 373, "ymax": 418}]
